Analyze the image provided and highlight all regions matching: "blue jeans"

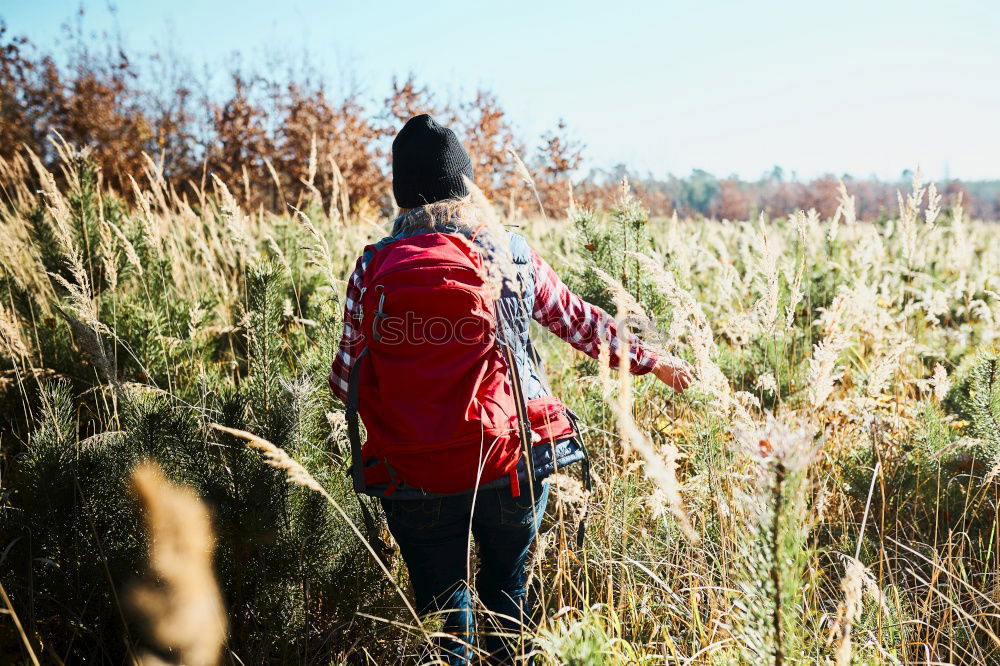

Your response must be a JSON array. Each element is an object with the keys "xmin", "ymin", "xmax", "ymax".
[{"xmin": 381, "ymin": 481, "xmax": 549, "ymax": 665}]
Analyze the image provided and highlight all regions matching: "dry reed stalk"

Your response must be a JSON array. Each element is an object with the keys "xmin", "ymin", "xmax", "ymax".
[
  {"xmin": 0, "ymin": 580, "xmax": 40, "ymax": 666},
  {"xmin": 830, "ymin": 179, "xmax": 856, "ymax": 243},
  {"xmin": 629, "ymin": 252, "xmax": 755, "ymax": 428},
  {"xmin": 291, "ymin": 207, "xmax": 339, "ymax": 290},
  {"xmin": 299, "ymin": 153, "xmax": 325, "ymax": 210},
  {"xmin": 306, "ymin": 133, "xmax": 318, "ymax": 188},
  {"xmin": 210, "ymin": 174, "xmax": 252, "ymax": 264},
  {"xmin": 263, "ymin": 157, "xmax": 287, "ymax": 212},
  {"xmin": 506, "ymin": 145, "xmax": 547, "ymax": 221},
  {"xmin": 925, "ymin": 182, "xmax": 942, "ymax": 226},
  {"xmin": 106, "ymin": 216, "xmax": 145, "ymax": 277},
  {"xmin": 831, "ymin": 557, "xmax": 864, "ymax": 666},
  {"xmin": 932, "ymin": 363, "xmax": 950, "ymax": 402},
  {"xmin": 28, "ymin": 150, "xmax": 87, "ymax": 283},
  {"xmin": 807, "ymin": 290, "xmax": 856, "ymax": 409},
  {"xmin": 785, "ymin": 213, "xmax": 808, "ymax": 329},
  {"xmin": 547, "ymin": 472, "xmax": 589, "ymax": 523},
  {"xmin": 327, "ymin": 155, "xmax": 350, "ymax": 225},
  {"xmin": 460, "ymin": 178, "xmax": 523, "ymax": 301},
  {"xmin": 865, "ymin": 337, "xmax": 908, "ymax": 399},
  {"xmin": 755, "ymin": 213, "xmax": 781, "ymax": 332},
  {"xmin": 807, "ymin": 333, "xmax": 846, "ymax": 409},
  {"xmin": 129, "ymin": 175, "xmax": 165, "ymax": 254},
  {"xmin": 56, "ymin": 306, "xmax": 117, "ymax": 385},
  {"xmin": 0, "ymin": 153, "xmax": 36, "ymax": 209},
  {"xmin": 565, "ymin": 179, "xmax": 576, "ymax": 218},
  {"xmin": 948, "ymin": 193, "xmax": 973, "ymax": 270},
  {"xmin": 127, "ymin": 462, "xmax": 227, "ymax": 666},
  {"xmin": 27, "ymin": 147, "xmax": 119, "ymax": 385},
  {"xmin": 601, "ymin": 297, "xmax": 699, "ymax": 544},
  {"xmin": 897, "ymin": 168, "xmax": 930, "ymax": 266},
  {"xmin": 0, "ymin": 304, "xmax": 30, "ymax": 360},
  {"xmin": 140, "ymin": 154, "xmax": 171, "ymax": 217}
]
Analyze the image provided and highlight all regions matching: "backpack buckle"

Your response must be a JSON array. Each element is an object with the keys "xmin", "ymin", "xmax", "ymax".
[
  {"xmin": 357, "ymin": 286, "xmax": 366, "ymax": 321},
  {"xmin": 372, "ymin": 286, "xmax": 386, "ymax": 341}
]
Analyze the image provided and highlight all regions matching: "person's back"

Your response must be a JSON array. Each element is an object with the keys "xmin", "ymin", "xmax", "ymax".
[{"xmin": 330, "ymin": 114, "xmax": 693, "ymax": 665}]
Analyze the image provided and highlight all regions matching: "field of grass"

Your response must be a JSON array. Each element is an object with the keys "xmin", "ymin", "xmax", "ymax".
[{"xmin": 2, "ymin": 146, "xmax": 1000, "ymax": 665}]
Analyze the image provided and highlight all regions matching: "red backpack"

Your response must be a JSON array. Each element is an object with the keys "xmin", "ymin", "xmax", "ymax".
[{"xmin": 345, "ymin": 232, "xmax": 528, "ymax": 495}]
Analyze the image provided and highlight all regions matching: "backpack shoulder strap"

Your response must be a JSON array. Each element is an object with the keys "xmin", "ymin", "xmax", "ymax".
[
  {"xmin": 343, "ymin": 345, "xmax": 393, "ymax": 560},
  {"xmin": 362, "ymin": 235, "xmax": 400, "ymax": 267},
  {"xmin": 346, "ymin": 347, "xmax": 369, "ymax": 493},
  {"xmin": 495, "ymin": 304, "xmax": 536, "ymax": 500}
]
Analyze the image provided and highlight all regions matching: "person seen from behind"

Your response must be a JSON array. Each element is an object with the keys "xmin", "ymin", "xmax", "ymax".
[{"xmin": 330, "ymin": 114, "xmax": 693, "ymax": 665}]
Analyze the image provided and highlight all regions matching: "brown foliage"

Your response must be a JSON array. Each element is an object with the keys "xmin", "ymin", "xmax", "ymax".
[
  {"xmin": 60, "ymin": 61, "xmax": 152, "ymax": 190},
  {"xmin": 0, "ymin": 28, "xmax": 152, "ymax": 191},
  {"xmin": 324, "ymin": 95, "xmax": 391, "ymax": 209},
  {"xmin": 710, "ymin": 179, "xmax": 751, "ymax": 220},
  {"xmin": 2, "ymin": 24, "xmax": 997, "ymax": 221},
  {"xmin": 534, "ymin": 120, "xmax": 584, "ymax": 217},
  {"xmin": 385, "ymin": 74, "xmax": 439, "ymax": 124},
  {"xmin": 800, "ymin": 176, "xmax": 841, "ymax": 220},
  {"xmin": 0, "ymin": 24, "xmax": 47, "ymax": 154},
  {"xmin": 208, "ymin": 75, "xmax": 275, "ymax": 204},
  {"xmin": 458, "ymin": 90, "xmax": 521, "ymax": 204},
  {"xmin": 276, "ymin": 84, "xmax": 389, "ymax": 210}
]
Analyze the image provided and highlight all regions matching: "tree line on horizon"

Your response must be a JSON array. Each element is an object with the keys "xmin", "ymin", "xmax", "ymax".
[{"xmin": 2, "ymin": 19, "xmax": 999, "ymax": 221}]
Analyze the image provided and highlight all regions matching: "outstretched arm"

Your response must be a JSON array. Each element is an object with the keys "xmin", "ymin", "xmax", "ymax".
[
  {"xmin": 530, "ymin": 249, "xmax": 693, "ymax": 392},
  {"xmin": 530, "ymin": 248, "xmax": 657, "ymax": 373},
  {"xmin": 329, "ymin": 256, "xmax": 366, "ymax": 403}
]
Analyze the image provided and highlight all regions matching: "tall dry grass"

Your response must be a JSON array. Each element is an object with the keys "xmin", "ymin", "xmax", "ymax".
[
  {"xmin": 1, "ymin": 143, "xmax": 1000, "ymax": 664},
  {"xmin": 127, "ymin": 461, "xmax": 227, "ymax": 666}
]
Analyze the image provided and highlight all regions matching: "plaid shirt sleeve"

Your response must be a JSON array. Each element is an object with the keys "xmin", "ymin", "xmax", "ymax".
[
  {"xmin": 329, "ymin": 255, "xmax": 366, "ymax": 403},
  {"xmin": 530, "ymin": 249, "xmax": 659, "ymax": 375}
]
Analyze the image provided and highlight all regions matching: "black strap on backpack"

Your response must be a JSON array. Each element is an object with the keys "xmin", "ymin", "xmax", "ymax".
[
  {"xmin": 496, "ymin": 320, "xmax": 538, "ymax": 504},
  {"xmin": 505, "ymin": 330, "xmax": 592, "ymax": 548},
  {"xmin": 521, "ymin": 298, "xmax": 592, "ymax": 547},
  {"xmin": 564, "ymin": 407, "xmax": 591, "ymax": 548},
  {"xmin": 346, "ymin": 347, "xmax": 368, "ymax": 494},
  {"xmin": 344, "ymin": 347, "xmax": 392, "ymax": 563}
]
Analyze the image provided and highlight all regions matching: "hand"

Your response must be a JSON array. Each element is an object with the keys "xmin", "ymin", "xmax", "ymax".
[{"xmin": 652, "ymin": 355, "xmax": 694, "ymax": 393}]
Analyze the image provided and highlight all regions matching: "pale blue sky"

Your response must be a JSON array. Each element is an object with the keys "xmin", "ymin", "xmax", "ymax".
[{"xmin": 6, "ymin": 0, "xmax": 1000, "ymax": 180}]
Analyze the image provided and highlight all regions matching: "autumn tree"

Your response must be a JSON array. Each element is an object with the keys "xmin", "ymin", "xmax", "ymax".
[
  {"xmin": 456, "ymin": 90, "xmax": 522, "ymax": 204},
  {"xmin": 535, "ymin": 119, "xmax": 584, "ymax": 216},
  {"xmin": 710, "ymin": 179, "xmax": 751, "ymax": 220},
  {"xmin": 385, "ymin": 74, "xmax": 441, "ymax": 125}
]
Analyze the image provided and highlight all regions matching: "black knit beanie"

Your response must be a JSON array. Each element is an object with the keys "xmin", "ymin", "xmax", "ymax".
[{"xmin": 392, "ymin": 114, "xmax": 474, "ymax": 208}]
